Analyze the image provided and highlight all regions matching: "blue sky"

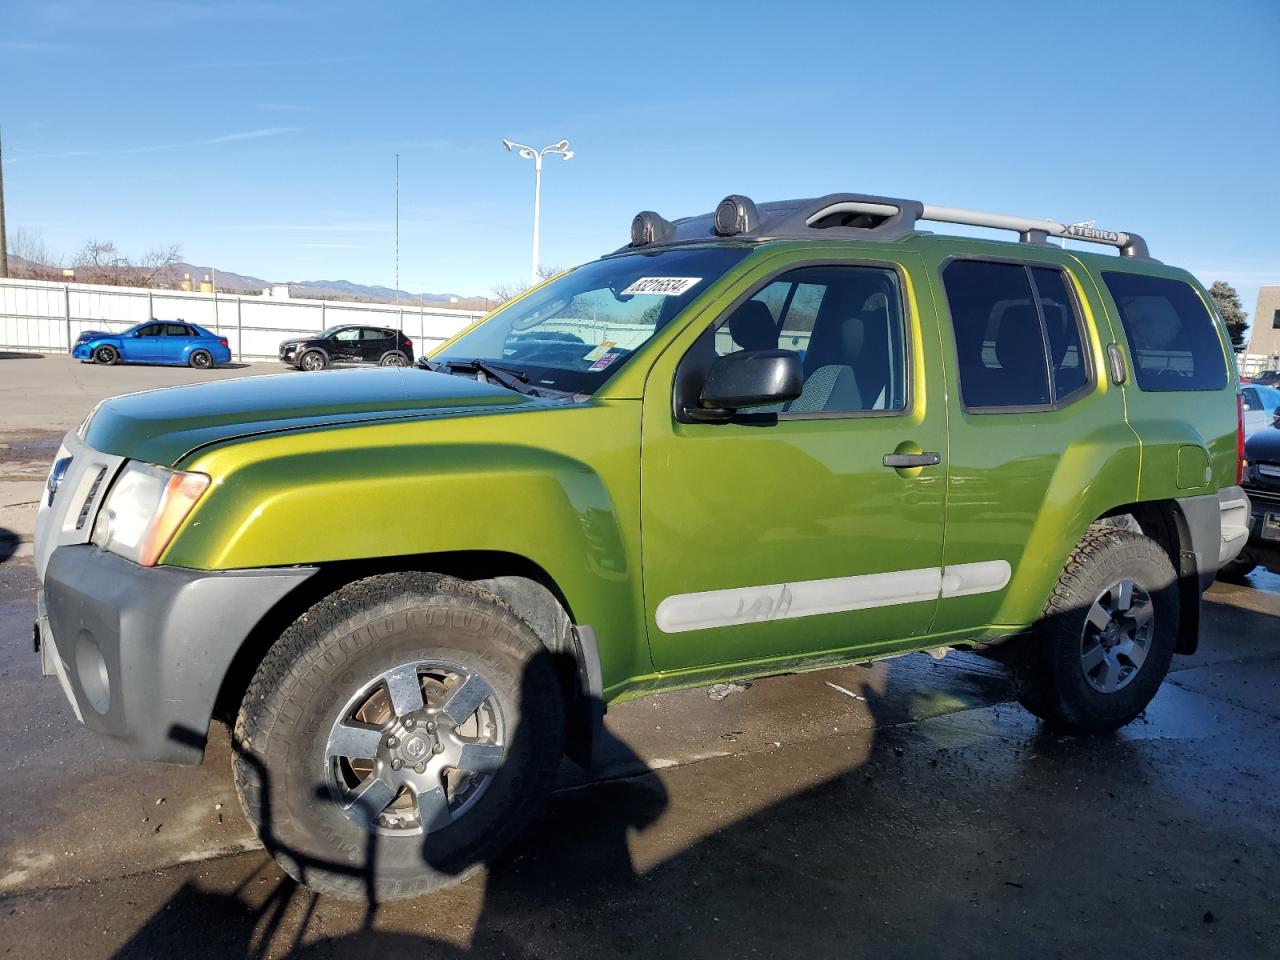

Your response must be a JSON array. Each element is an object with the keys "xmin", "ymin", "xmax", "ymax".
[{"xmin": 1, "ymin": 0, "xmax": 1277, "ymax": 327}]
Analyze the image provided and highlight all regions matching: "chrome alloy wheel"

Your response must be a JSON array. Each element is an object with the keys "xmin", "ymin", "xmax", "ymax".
[
  {"xmin": 325, "ymin": 660, "xmax": 506, "ymax": 836},
  {"xmin": 1080, "ymin": 578, "xmax": 1154, "ymax": 694}
]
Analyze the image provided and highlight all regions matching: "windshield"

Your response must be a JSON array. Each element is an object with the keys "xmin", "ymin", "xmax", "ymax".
[
  {"xmin": 319, "ymin": 325, "xmax": 348, "ymax": 338},
  {"xmin": 437, "ymin": 246, "xmax": 750, "ymax": 394}
]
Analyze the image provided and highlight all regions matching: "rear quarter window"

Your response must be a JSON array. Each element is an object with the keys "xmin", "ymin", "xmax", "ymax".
[{"xmin": 1102, "ymin": 273, "xmax": 1227, "ymax": 392}]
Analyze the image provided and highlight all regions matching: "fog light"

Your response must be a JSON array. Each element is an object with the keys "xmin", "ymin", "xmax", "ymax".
[{"xmin": 75, "ymin": 629, "xmax": 111, "ymax": 715}]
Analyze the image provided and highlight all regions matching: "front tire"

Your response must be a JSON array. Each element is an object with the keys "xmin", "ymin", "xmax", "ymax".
[
  {"xmin": 233, "ymin": 573, "xmax": 565, "ymax": 902},
  {"xmin": 188, "ymin": 349, "xmax": 213, "ymax": 369},
  {"xmin": 1006, "ymin": 526, "xmax": 1178, "ymax": 735},
  {"xmin": 93, "ymin": 345, "xmax": 119, "ymax": 365},
  {"xmin": 300, "ymin": 350, "xmax": 327, "ymax": 372}
]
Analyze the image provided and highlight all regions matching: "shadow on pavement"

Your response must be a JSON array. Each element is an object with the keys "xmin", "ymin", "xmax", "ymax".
[
  {"xmin": 0, "ymin": 528, "xmax": 19, "ymax": 565},
  {"xmin": 0, "ymin": 352, "xmax": 44, "ymax": 360},
  {"xmin": 103, "ymin": 610, "xmax": 1278, "ymax": 959},
  {"xmin": 113, "ymin": 669, "xmax": 677, "ymax": 959}
]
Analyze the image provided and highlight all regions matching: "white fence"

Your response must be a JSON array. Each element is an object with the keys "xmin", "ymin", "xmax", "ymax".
[{"xmin": 0, "ymin": 277, "xmax": 486, "ymax": 362}]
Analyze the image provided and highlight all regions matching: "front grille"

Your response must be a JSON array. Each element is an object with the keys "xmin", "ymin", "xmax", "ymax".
[{"xmin": 1246, "ymin": 484, "xmax": 1280, "ymax": 507}]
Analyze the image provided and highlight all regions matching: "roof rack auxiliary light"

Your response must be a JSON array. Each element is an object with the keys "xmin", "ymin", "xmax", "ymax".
[
  {"xmin": 614, "ymin": 192, "xmax": 1150, "ymax": 259},
  {"xmin": 714, "ymin": 195, "xmax": 761, "ymax": 237},
  {"xmin": 631, "ymin": 210, "xmax": 672, "ymax": 247}
]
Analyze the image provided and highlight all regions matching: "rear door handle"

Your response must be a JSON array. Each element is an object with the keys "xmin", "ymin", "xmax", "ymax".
[{"xmin": 883, "ymin": 452, "xmax": 941, "ymax": 468}]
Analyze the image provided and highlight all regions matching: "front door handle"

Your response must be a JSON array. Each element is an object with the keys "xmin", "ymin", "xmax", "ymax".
[{"xmin": 883, "ymin": 452, "xmax": 941, "ymax": 468}]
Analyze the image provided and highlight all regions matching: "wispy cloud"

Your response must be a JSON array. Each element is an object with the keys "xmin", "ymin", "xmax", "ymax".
[
  {"xmin": 32, "ymin": 1, "xmax": 301, "ymax": 28},
  {"xmin": 9, "ymin": 126, "xmax": 302, "ymax": 163},
  {"xmin": 0, "ymin": 39, "xmax": 70, "ymax": 53},
  {"xmin": 184, "ymin": 56, "xmax": 367, "ymax": 70},
  {"xmin": 240, "ymin": 222, "xmax": 387, "ymax": 234}
]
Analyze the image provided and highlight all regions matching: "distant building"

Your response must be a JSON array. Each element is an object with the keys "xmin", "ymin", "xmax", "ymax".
[{"xmin": 1247, "ymin": 287, "xmax": 1280, "ymax": 359}]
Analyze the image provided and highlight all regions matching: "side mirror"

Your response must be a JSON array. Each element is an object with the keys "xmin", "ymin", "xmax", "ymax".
[{"xmin": 687, "ymin": 349, "xmax": 803, "ymax": 423}]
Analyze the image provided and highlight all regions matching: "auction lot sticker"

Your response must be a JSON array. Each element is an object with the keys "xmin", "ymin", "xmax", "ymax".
[
  {"xmin": 621, "ymin": 277, "xmax": 702, "ymax": 296},
  {"xmin": 589, "ymin": 352, "xmax": 621, "ymax": 371}
]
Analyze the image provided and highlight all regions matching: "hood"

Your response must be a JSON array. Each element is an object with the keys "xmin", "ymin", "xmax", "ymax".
[
  {"xmin": 81, "ymin": 367, "xmax": 540, "ymax": 466},
  {"xmin": 1245, "ymin": 423, "xmax": 1280, "ymax": 464}
]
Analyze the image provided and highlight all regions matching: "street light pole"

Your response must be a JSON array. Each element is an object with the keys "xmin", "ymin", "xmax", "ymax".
[
  {"xmin": 530, "ymin": 152, "xmax": 542, "ymax": 289},
  {"xmin": 501, "ymin": 138, "xmax": 574, "ymax": 287}
]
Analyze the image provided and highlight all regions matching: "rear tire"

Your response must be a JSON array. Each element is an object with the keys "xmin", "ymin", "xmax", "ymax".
[
  {"xmin": 93, "ymin": 345, "xmax": 119, "ymax": 365},
  {"xmin": 189, "ymin": 349, "xmax": 213, "ymax": 369},
  {"xmin": 233, "ymin": 572, "xmax": 565, "ymax": 902},
  {"xmin": 1006, "ymin": 525, "xmax": 1178, "ymax": 735},
  {"xmin": 380, "ymin": 351, "xmax": 408, "ymax": 367}
]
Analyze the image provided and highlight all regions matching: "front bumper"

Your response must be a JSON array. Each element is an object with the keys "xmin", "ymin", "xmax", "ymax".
[
  {"xmin": 36, "ymin": 544, "xmax": 317, "ymax": 764},
  {"xmin": 1238, "ymin": 482, "xmax": 1280, "ymax": 570}
]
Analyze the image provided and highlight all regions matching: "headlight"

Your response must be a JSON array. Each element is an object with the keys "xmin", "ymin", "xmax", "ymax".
[{"xmin": 91, "ymin": 462, "xmax": 210, "ymax": 566}]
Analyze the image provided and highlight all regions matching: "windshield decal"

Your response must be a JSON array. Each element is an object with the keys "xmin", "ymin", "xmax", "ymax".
[
  {"xmin": 582, "ymin": 341, "xmax": 617, "ymax": 362},
  {"xmin": 620, "ymin": 277, "xmax": 702, "ymax": 296},
  {"xmin": 589, "ymin": 352, "xmax": 622, "ymax": 372}
]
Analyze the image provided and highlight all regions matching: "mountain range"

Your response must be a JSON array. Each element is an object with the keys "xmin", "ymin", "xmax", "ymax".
[{"xmin": 3, "ymin": 254, "xmax": 494, "ymax": 310}]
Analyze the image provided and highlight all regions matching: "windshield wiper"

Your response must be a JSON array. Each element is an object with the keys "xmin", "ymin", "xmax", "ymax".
[{"xmin": 441, "ymin": 359, "xmax": 540, "ymax": 397}]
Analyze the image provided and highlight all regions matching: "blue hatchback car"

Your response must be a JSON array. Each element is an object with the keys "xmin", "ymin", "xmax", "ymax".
[{"xmin": 72, "ymin": 320, "xmax": 232, "ymax": 369}]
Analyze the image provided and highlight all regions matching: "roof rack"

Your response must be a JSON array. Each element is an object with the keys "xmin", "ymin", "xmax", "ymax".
[{"xmin": 624, "ymin": 193, "xmax": 1151, "ymax": 259}]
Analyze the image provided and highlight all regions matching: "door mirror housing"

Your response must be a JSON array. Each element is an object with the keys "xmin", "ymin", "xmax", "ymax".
[{"xmin": 687, "ymin": 349, "xmax": 804, "ymax": 422}]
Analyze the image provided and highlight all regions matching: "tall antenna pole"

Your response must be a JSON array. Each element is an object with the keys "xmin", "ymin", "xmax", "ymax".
[
  {"xmin": 0, "ymin": 127, "xmax": 9, "ymax": 279},
  {"xmin": 394, "ymin": 153, "xmax": 400, "ymax": 303}
]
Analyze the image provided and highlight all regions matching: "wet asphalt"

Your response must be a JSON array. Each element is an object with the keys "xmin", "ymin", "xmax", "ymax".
[{"xmin": 0, "ymin": 358, "xmax": 1277, "ymax": 959}]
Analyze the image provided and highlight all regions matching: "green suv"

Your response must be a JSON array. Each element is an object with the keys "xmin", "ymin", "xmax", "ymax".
[{"xmin": 33, "ymin": 193, "xmax": 1250, "ymax": 900}]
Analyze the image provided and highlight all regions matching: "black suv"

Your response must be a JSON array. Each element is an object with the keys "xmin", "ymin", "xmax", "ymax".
[
  {"xmin": 1224, "ymin": 418, "xmax": 1280, "ymax": 579},
  {"xmin": 279, "ymin": 325, "xmax": 415, "ymax": 372}
]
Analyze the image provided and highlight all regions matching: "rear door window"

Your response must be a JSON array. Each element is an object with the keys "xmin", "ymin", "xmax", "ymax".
[
  {"xmin": 1102, "ymin": 273, "xmax": 1227, "ymax": 392},
  {"xmin": 942, "ymin": 260, "xmax": 1091, "ymax": 410},
  {"xmin": 1031, "ymin": 268, "xmax": 1088, "ymax": 400}
]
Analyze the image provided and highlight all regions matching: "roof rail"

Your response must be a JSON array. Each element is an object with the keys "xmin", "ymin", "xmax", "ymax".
[
  {"xmin": 797, "ymin": 197, "xmax": 1149, "ymax": 258},
  {"xmin": 622, "ymin": 193, "xmax": 1151, "ymax": 259},
  {"xmin": 919, "ymin": 204, "xmax": 1148, "ymax": 258}
]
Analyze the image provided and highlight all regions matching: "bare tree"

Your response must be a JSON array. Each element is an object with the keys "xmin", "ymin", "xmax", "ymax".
[
  {"xmin": 135, "ymin": 243, "xmax": 183, "ymax": 286},
  {"xmin": 489, "ymin": 264, "xmax": 567, "ymax": 305},
  {"xmin": 72, "ymin": 239, "xmax": 183, "ymax": 287},
  {"xmin": 6, "ymin": 226, "xmax": 62, "ymax": 279},
  {"xmin": 8, "ymin": 225, "xmax": 54, "ymax": 265}
]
